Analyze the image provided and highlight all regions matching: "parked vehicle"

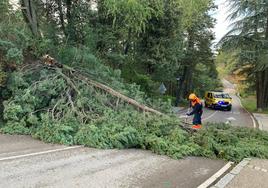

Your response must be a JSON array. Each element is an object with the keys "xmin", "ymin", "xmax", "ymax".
[{"xmin": 204, "ymin": 91, "xmax": 232, "ymax": 111}]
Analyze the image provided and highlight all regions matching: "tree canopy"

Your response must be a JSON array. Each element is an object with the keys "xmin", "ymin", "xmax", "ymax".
[{"xmin": 219, "ymin": 0, "xmax": 268, "ymax": 110}]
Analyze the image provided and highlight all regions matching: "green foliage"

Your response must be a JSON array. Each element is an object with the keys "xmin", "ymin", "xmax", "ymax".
[
  {"xmin": 6, "ymin": 48, "xmax": 23, "ymax": 64},
  {"xmin": 103, "ymin": 0, "xmax": 163, "ymax": 34},
  {"xmin": 33, "ymin": 114, "xmax": 79, "ymax": 145},
  {"xmin": 75, "ymin": 122, "xmax": 142, "ymax": 149},
  {"xmin": 1, "ymin": 121, "xmax": 30, "ymax": 135},
  {"xmin": 192, "ymin": 63, "xmax": 222, "ymax": 97},
  {"xmin": 192, "ymin": 124, "xmax": 268, "ymax": 162},
  {"xmin": 2, "ymin": 62, "xmax": 268, "ymax": 162}
]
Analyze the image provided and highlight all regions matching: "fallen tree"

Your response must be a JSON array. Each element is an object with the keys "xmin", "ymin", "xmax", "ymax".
[{"xmin": 2, "ymin": 58, "xmax": 268, "ymax": 163}]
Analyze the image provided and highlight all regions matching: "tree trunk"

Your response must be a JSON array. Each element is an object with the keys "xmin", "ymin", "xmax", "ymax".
[
  {"xmin": 182, "ymin": 65, "xmax": 194, "ymax": 97},
  {"xmin": 124, "ymin": 29, "xmax": 132, "ymax": 55},
  {"xmin": 257, "ymin": 10, "xmax": 268, "ymax": 110},
  {"xmin": 0, "ymin": 92, "xmax": 3, "ymax": 120},
  {"xmin": 57, "ymin": 0, "xmax": 67, "ymax": 37},
  {"xmin": 182, "ymin": 29, "xmax": 195, "ymax": 97},
  {"xmin": 263, "ymin": 68, "xmax": 268, "ymax": 108},
  {"xmin": 66, "ymin": 0, "xmax": 75, "ymax": 41},
  {"xmin": 256, "ymin": 71, "xmax": 263, "ymax": 111},
  {"xmin": 20, "ymin": 0, "xmax": 39, "ymax": 37},
  {"xmin": 256, "ymin": 70, "xmax": 268, "ymax": 111},
  {"xmin": 263, "ymin": 11, "xmax": 268, "ymax": 109}
]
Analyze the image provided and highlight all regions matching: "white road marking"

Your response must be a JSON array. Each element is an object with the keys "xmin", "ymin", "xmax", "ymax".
[
  {"xmin": 0, "ymin": 146, "xmax": 82, "ymax": 162},
  {"xmin": 233, "ymin": 112, "xmax": 240, "ymax": 115},
  {"xmin": 261, "ymin": 169, "xmax": 268, "ymax": 173},
  {"xmin": 247, "ymin": 165, "xmax": 268, "ymax": 173},
  {"xmin": 203, "ymin": 111, "xmax": 218, "ymax": 121},
  {"xmin": 226, "ymin": 117, "xmax": 236, "ymax": 121},
  {"xmin": 197, "ymin": 161, "xmax": 234, "ymax": 188}
]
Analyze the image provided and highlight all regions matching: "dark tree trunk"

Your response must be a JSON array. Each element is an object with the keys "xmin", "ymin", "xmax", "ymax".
[
  {"xmin": 0, "ymin": 91, "xmax": 3, "ymax": 120},
  {"xmin": 256, "ymin": 71, "xmax": 263, "ymax": 111},
  {"xmin": 124, "ymin": 29, "xmax": 132, "ymax": 55},
  {"xmin": 184, "ymin": 66, "xmax": 194, "ymax": 96},
  {"xmin": 257, "ymin": 11, "xmax": 268, "ymax": 110},
  {"xmin": 66, "ymin": 0, "xmax": 75, "ymax": 41},
  {"xmin": 175, "ymin": 66, "xmax": 187, "ymax": 105},
  {"xmin": 263, "ymin": 11, "xmax": 268, "ymax": 109},
  {"xmin": 263, "ymin": 68, "xmax": 268, "ymax": 108},
  {"xmin": 182, "ymin": 29, "xmax": 195, "ymax": 97},
  {"xmin": 20, "ymin": 0, "xmax": 40, "ymax": 37}
]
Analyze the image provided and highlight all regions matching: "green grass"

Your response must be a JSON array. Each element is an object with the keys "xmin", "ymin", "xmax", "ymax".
[{"xmin": 241, "ymin": 96, "xmax": 268, "ymax": 114}]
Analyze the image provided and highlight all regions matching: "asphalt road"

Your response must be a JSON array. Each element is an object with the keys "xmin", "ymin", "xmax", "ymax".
[
  {"xmin": 180, "ymin": 79, "xmax": 255, "ymax": 128},
  {"xmin": 0, "ymin": 134, "xmax": 226, "ymax": 188}
]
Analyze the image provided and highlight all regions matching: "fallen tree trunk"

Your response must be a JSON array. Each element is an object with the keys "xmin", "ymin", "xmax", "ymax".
[
  {"xmin": 80, "ymin": 75, "xmax": 163, "ymax": 115},
  {"xmin": 56, "ymin": 64, "xmax": 164, "ymax": 116}
]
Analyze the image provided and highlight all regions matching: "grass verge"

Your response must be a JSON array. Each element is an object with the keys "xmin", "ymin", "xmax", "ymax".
[{"xmin": 241, "ymin": 96, "xmax": 268, "ymax": 114}]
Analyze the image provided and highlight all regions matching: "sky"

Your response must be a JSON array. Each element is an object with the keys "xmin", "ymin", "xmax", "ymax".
[{"xmin": 212, "ymin": 0, "xmax": 230, "ymax": 44}]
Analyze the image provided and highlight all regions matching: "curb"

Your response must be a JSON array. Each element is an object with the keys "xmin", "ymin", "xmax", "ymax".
[
  {"xmin": 211, "ymin": 158, "xmax": 252, "ymax": 188},
  {"xmin": 197, "ymin": 162, "xmax": 234, "ymax": 188},
  {"xmin": 252, "ymin": 113, "xmax": 263, "ymax": 130}
]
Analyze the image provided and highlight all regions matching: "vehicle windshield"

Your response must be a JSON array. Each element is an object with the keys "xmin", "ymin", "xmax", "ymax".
[{"xmin": 214, "ymin": 93, "xmax": 230, "ymax": 99}]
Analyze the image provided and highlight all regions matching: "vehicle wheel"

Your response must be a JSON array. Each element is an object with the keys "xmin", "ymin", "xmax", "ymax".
[{"xmin": 227, "ymin": 107, "xmax": 232, "ymax": 111}]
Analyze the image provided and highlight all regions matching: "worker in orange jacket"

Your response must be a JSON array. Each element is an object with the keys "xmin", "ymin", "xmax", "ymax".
[{"xmin": 186, "ymin": 93, "xmax": 203, "ymax": 129}]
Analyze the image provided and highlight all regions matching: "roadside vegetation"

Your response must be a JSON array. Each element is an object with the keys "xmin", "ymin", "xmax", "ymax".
[
  {"xmin": 241, "ymin": 96, "xmax": 268, "ymax": 114},
  {"xmin": 1, "ymin": 0, "xmax": 268, "ymax": 163}
]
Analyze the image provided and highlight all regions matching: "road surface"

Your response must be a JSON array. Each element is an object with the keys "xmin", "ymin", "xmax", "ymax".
[
  {"xmin": 0, "ymin": 134, "xmax": 226, "ymax": 188},
  {"xmin": 180, "ymin": 79, "xmax": 255, "ymax": 128}
]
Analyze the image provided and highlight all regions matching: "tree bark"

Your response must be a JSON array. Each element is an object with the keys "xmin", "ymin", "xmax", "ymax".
[
  {"xmin": 20, "ymin": 0, "xmax": 39, "ymax": 37},
  {"xmin": 256, "ymin": 71, "xmax": 263, "ymax": 111},
  {"xmin": 66, "ymin": 0, "xmax": 75, "ymax": 41},
  {"xmin": 56, "ymin": 0, "xmax": 67, "ymax": 37},
  {"xmin": 257, "ymin": 9, "xmax": 268, "ymax": 110},
  {"xmin": 263, "ymin": 68, "xmax": 268, "ymax": 108},
  {"xmin": 124, "ymin": 28, "xmax": 133, "ymax": 55}
]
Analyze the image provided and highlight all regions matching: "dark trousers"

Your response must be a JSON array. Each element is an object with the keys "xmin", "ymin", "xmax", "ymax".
[{"xmin": 193, "ymin": 112, "xmax": 202, "ymax": 125}]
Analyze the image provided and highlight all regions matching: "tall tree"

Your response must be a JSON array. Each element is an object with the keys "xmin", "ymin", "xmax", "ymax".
[{"xmin": 220, "ymin": 0, "xmax": 268, "ymax": 110}]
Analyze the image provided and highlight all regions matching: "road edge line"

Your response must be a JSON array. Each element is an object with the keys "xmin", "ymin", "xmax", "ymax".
[
  {"xmin": 197, "ymin": 161, "xmax": 234, "ymax": 188},
  {"xmin": 212, "ymin": 158, "xmax": 251, "ymax": 188},
  {"xmin": 0, "ymin": 145, "xmax": 82, "ymax": 162}
]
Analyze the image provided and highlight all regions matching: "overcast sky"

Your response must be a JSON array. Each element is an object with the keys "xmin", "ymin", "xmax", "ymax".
[{"xmin": 212, "ymin": 0, "xmax": 230, "ymax": 43}]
